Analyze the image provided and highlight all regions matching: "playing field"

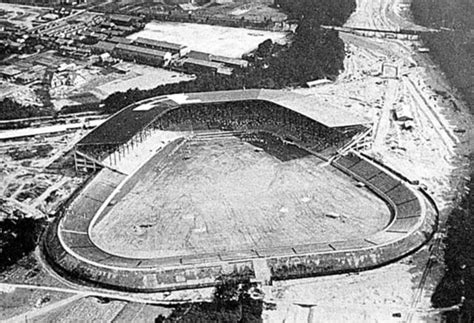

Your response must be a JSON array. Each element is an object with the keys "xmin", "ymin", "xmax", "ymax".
[
  {"xmin": 127, "ymin": 21, "xmax": 288, "ymax": 58},
  {"xmin": 91, "ymin": 134, "xmax": 391, "ymax": 259}
]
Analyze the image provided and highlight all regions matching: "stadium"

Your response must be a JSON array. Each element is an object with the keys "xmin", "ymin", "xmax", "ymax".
[{"xmin": 42, "ymin": 89, "xmax": 437, "ymax": 292}]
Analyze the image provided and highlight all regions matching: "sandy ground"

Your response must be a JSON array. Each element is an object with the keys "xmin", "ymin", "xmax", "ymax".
[
  {"xmin": 127, "ymin": 21, "xmax": 288, "ymax": 58},
  {"xmin": 27, "ymin": 297, "xmax": 171, "ymax": 323},
  {"xmin": 92, "ymin": 135, "xmax": 389, "ymax": 259},
  {"xmin": 264, "ymin": 261, "xmax": 432, "ymax": 323},
  {"xmin": 101, "ymin": 129, "xmax": 187, "ymax": 175},
  {"xmin": 92, "ymin": 63, "xmax": 194, "ymax": 99},
  {"xmin": 0, "ymin": 129, "xmax": 93, "ymax": 219},
  {"xmin": 0, "ymin": 3, "xmax": 49, "ymax": 29}
]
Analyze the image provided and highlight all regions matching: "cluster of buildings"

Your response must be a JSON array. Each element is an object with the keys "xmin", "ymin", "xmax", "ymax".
[
  {"xmin": 0, "ymin": 63, "xmax": 48, "ymax": 85},
  {"xmin": 31, "ymin": 13, "xmax": 145, "ymax": 59},
  {"xmin": 0, "ymin": 55, "xmax": 87, "ymax": 89},
  {"xmin": 0, "ymin": 0, "xmax": 90, "ymax": 6},
  {"xmin": 92, "ymin": 36, "xmax": 248, "ymax": 75},
  {"xmin": 0, "ymin": 5, "xmax": 249, "ymax": 92}
]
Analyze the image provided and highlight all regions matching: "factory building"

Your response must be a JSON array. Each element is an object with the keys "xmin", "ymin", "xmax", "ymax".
[
  {"xmin": 133, "ymin": 37, "xmax": 189, "ymax": 58},
  {"xmin": 113, "ymin": 43, "xmax": 172, "ymax": 67}
]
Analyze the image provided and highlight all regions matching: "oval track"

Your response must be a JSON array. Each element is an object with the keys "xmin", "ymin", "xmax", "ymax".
[{"xmin": 42, "ymin": 93, "xmax": 437, "ymax": 292}]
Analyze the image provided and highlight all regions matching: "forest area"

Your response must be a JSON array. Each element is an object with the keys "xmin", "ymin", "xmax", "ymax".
[
  {"xmin": 411, "ymin": 0, "xmax": 473, "ymax": 112},
  {"xmin": 411, "ymin": 0, "xmax": 474, "ymax": 320}
]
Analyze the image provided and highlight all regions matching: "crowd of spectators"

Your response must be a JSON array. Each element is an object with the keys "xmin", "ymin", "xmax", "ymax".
[{"xmin": 154, "ymin": 101, "xmax": 356, "ymax": 153}]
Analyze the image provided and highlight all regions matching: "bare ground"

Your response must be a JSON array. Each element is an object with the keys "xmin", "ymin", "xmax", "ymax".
[
  {"xmin": 127, "ymin": 21, "xmax": 288, "ymax": 58},
  {"xmin": 91, "ymin": 136, "xmax": 390, "ymax": 259}
]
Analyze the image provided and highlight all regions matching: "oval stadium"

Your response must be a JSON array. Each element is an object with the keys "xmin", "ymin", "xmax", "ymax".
[{"xmin": 42, "ymin": 89, "xmax": 437, "ymax": 292}]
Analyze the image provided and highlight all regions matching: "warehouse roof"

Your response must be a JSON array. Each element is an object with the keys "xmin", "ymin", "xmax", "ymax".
[
  {"xmin": 210, "ymin": 55, "xmax": 249, "ymax": 68},
  {"xmin": 133, "ymin": 37, "xmax": 185, "ymax": 51},
  {"xmin": 181, "ymin": 57, "xmax": 223, "ymax": 69},
  {"xmin": 108, "ymin": 36, "xmax": 133, "ymax": 44},
  {"xmin": 115, "ymin": 43, "xmax": 169, "ymax": 58}
]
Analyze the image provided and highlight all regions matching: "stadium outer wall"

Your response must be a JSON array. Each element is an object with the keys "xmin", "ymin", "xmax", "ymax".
[{"xmin": 41, "ymin": 94, "xmax": 438, "ymax": 293}]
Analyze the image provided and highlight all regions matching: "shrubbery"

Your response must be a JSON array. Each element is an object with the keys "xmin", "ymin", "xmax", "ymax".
[
  {"xmin": 0, "ymin": 215, "xmax": 47, "ymax": 272},
  {"xmin": 157, "ymin": 274, "xmax": 262, "ymax": 323},
  {"xmin": 0, "ymin": 98, "xmax": 51, "ymax": 121}
]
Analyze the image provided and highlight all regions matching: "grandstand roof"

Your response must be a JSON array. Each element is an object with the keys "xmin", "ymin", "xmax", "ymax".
[
  {"xmin": 182, "ymin": 89, "xmax": 370, "ymax": 128},
  {"xmin": 78, "ymin": 89, "xmax": 370, "ymax": 147}
]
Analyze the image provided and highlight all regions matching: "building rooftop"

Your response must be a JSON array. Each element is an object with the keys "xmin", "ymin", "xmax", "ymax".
[
  {"xmin": 210, "ymin": 55, "xmax": 249, "ymax": 68},
  {"xmin": 133, "ymin": 37, "xmax": 185, "ymax": 51},
  {"xmin": 92, "ymin": 41, "xmax": 116, "ymax": 53},
  {"xmin": 181, "ymin": 57, "xmax": 223, "ymax": 69},
  {"xmin": 115, "ymin": 43, "xmax": 169, "ymax": 58},
  {"xmin": 108, "ymin": 36, "xmax": 133, "ymax": 44},
  {"xmin": 0, "ymin": 65, "xmax": 23, "ymax": 77},
  {"xmin": 187, "ymin": 50, "xmax": 211, "ymax": 61},
  {"xmin": 109, "ymin": 14, "xmax": 135, "ymax": 23}
]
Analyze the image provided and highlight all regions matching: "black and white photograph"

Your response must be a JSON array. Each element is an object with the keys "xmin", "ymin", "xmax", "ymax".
[{"xmin": 0, "ymin": 0, "xmax": 472, "ymax": 322}]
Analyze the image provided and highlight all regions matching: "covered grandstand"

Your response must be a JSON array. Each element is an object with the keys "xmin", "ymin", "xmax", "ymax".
[{"xmin": 73, "ymin": 89, "xmax": 370, "ymax": 170}]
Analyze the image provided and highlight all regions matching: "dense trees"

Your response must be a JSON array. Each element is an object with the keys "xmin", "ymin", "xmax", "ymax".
[
  {"xmin": 0, "ymin": 215, "xmax": 46, "ymax": 272},
  {"xmin": 157, "ymin": 274, "xmax": 262, "ymax": 322},
  {"xmin": 0, "ymin": 98, "xmax": 51, "ymax": 121},
  {"xmin": 411, "ymin": 0, "xmax": 474, "ymax": 112},
  {"xmin": 431, "ymin": 171, "xmax": 474, "ymax": 321},
  {"xmin": 411, "ymin": 1, "xmax": 474, "ymax": 320}
]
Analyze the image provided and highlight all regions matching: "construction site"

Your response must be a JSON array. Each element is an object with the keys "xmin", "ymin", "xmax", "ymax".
[{"xmin": 0, "ymin": 0, "xmax": 472, "ymax": 322}]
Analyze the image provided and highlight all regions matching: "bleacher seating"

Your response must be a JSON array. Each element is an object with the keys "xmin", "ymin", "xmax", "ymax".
[
  {"xmin": 368, "ymin": 173, "xmax": 400, "ymax": 193},
  {"xmin": 335, "ymin": 153, "xmax": 362, "ymax": 169},
  {"xmin": 365, "ymin": 231, "xmax": 405, "ymax": 245},
  {"xmin": 387, "ymin": 184, "xmax": 417, "ymax": 205},
  {"xmin": 330, "ymin": 239, "xmax": 374, "ymax": 251},
  {"xmin": 387, "ymin": 217, "xmax": 420, "ymax": 233},
  {"xmin": 62, "ymin": 231, "xmax": 92, "ymax": 248},
  {"xmin": 153, "ymin": 101, "xmax": 357, "ymax": 153},
  {"xmin": 256, "ymin": 247, "xmax": 296, "ymax": 258},
  {"xmin": 349, "ymin": 160, "xmax": 382, "ymax": 180},
  {"xmin": 292, "ymin": 243, "xmax": 334, "ymax": 254},
  {"xmin": 397, "ymin": 200, "xmax": 422, "ymax": 218}
]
